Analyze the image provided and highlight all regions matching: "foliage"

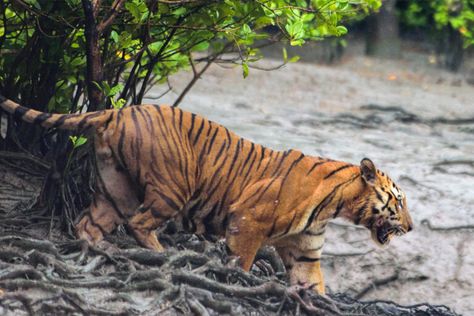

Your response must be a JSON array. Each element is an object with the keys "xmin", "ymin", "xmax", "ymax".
[
  {"xmin": 0, "ymin": 0, "xmax": 380, "ymax": 116},
  {"xmin": 399, "ymin": 0, "xmax": 474, "ymax": 47}
]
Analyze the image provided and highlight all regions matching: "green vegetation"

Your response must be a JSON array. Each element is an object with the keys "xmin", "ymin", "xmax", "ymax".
[
  {"xmin": 0, "ymin": 0, "xmax": 381, "ymax": 115},
  {"xmin": 399, "ymin": 0, "xmax": 474, "ymax": 47}
]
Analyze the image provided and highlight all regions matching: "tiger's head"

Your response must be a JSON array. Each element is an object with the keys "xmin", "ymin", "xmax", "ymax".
[{"xmin": 353, "ymin": 158, "xmax": 413, "ymax": 246}]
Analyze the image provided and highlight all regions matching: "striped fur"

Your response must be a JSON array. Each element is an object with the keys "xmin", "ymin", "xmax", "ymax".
[{"xmin": 0, "ymin": 97, "xmax": 413, "ymax": 294}]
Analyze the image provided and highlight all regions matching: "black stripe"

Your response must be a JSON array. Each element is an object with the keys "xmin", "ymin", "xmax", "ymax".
[
  {"xmin": 33, "ymin": 113, "xmax": 52, "ymax": 125},
  {"xmin": 374, "ymin": 188, "xmax": 384, "ymax": 203},
  {"xmin": 295, "ymin": 256, "xmax": 320, "ymax": 263},
  {"xmin": 306, "ymin": 161, "xmax": 326, "ymax": 176},
  {"xmin": 136, "ymin": 107, "xmax": 152, "ymax": 130},
  {"xmin": 240, "ymin": 148, "xmax": 258, "ymax": 189},
  {"xmin": 213, "ymin": 141, "xmax": 227, "ymax": 165},
  {"xmin": 152, "ymin": 189, "xmax": 180, "ymax": 210},
  {"xmin": 102, "ymin": 112, "xmax": 114, "ymax": 130},
  {"xmin": 207, "ymin": 127, "xmax": 219, "ymax": 154},
  {"xmin": 198, "ymin": 136, "xmax": 210, "ymax": 164},
  {"xmin": 257, "ymin": 149, "xmax": 273, "ymax": 177},
  {"xmin": 193, "ymin": 119, "xmax": 205, "ymax": 145},
  {"xmin": 117, "ymin": 122, "xmax": 128, "ymax": 169},
  {"xmin": 188, "ymin": 113, "xmax": 196, "ymax": 138},
  {"xmin": 333, "ymin": 199, "xmax": 344, "ymax": 218},
  {"xmin": 267, "ymin": 219, "xmax": 277, "ymax": 237},
  {"xmin": 197, "ymin": 177, "xmax": 223, "ymax": 211},
  {"xmin": 281, "ymin": 211, "xmax": 298, "ymax": 236},
  {"xmin": 52, "ymin": 115, "xmax": 70, "ymax": 128},
  {"xmin": 77, "ymin": 111, "xmax": 104, "ymax": 131},
  {"xmin": 13, "ymin": 106, "xmax": 29, "ymax": 119},
  {"xmin": 280, "ymin": 153, "xmax": 305, "ymax": 184},
  {"xmin": 270, "ymin": 150, "xmax": 290, "ymax": 177},
  {"xmin": 228, "ymin": 138, "xmax": 242, "ymax": 170},
  {"xmin": 256, "ymin": 146, "xmax": 266, "ymax": 171},
  {"xmin": 324, "ymin": 164, "xmax": 352, "ymax": 179},
  {"xmin": 178, "ymin": 108, "xmax": 184, "ymax": 130},
  {"xmin": 381, "ymin": 193, "xmax": 393, "ymax": 210},
  {"xmin": 304, "ymin": 175, "xmax": 360, "ymax": 231},
  {"xmin": 354, "ymin": 200, "xmax": 370, "ymax": 225},
  {"xmin": 186, "ymin": 199, "xmax": 203, "ymax": 221},
  {"xmin": 304, "ymin": 229, "xmax": 325, "ymax": 236},
  {"xmin": 225, "ymin": 128, "xmax": 232, "ymax": 148},
  {"xmin": 130, "ymin": 107, "xmax": 143, "ymax": 185},
  {"xmin": 240, "ymin": 143, "xmax": 255, "ymax": 175}
]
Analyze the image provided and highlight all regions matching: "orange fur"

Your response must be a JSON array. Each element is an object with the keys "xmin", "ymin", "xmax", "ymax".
[{"xmin": 0, "ymin": 97, "xmax": 413, "ymax": 294}]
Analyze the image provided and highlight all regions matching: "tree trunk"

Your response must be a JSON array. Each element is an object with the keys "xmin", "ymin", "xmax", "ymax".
[
  {"xmin": 82, "ymin": 0, "xmax": 105, "ymax": 111},
  {"xmin": 441, "ymin": 25, "xmax": 464, "ymax": 72},
  {"xmin": 365, "ymin": 0, "xmax": 401, "ymax": 59}
]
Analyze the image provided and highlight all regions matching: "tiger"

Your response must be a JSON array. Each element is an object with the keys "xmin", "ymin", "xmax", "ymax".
[{"xmin": 0, "ymin": 95, "xmax": 413, "ymax": 294}]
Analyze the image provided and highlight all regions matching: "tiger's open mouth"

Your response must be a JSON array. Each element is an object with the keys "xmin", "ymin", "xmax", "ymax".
[{"xmin": 371, "ymin": 221, "xmax": 406, "ymax": 246}]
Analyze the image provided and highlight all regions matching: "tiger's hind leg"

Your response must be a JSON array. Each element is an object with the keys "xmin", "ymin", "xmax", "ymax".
[
  {"xmin": 75, "ymin": 193, "xmax": 124, "ymax": 245},
  {"xmin": 75, "ymin": 139, "xmax": 140, "ymax": 246},
  {"xmin": 127, "ymin": 188, "xmax": 183, "ymax": 251}
]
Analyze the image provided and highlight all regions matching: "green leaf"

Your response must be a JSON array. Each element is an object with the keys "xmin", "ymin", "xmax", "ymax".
[
  {"xmin": 336, "ymin": 25, "xmax": 348, "ymax": 36},
  {"xmin": 70, "ymin": 57, "xmax": 85, "ymax": 66},
  {"xmin": 290, "ymin": 39, "xmax": 305, "ymax": 46},
  {"xmin": 110, "ymin": 30, "xmax": 119, "ymax": 43},
  {"xmin": 108, "ymin": 83, "xmax": 124, "ymax": 97},
  {"xmin": 242, "ymin": 62, "xmax": 249, "ymax": 78},
  {"xmin": 172, "ymin": 7, "xmax": 187, "ymax": 16},
  {"xmin": 125, "ymin": 2, "xmax": 141, "ymax": 22},
  {"xmin": 75, "ymin": 136, "xmax": 87, "ymax": 147},
  {"xmin": 242, "ymin": 24, "xmax": 252, "ymax": 35},
  {"xmin": 70, "ymin": 135, "xmax": 87, "ymax": 148},
  {"xmin": 289, "ymin": 55, "xmax": 300, "ymax": 63},
  {"xmin": 193, "ymin": 41, "xmax": 209, "ymax": 51},
  {"xmin": 282, "ymin": 47, "xmax": 288, "ymax": 62},
  {"xmin": 111, "ymin": 98, "xmax": 126, "ymax": 109},
  {"xmin": 148, "ymin": 41, "xmax": 163, "ymax": 54}
]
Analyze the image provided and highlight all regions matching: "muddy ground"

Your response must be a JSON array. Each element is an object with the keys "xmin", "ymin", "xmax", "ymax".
[{"xmin": 147, "ymin": 43, "xmax": 474, "ymax": 315}]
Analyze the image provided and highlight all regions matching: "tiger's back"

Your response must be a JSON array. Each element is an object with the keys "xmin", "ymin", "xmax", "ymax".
[{"xmin": 98, "ymin": 104, "xmax": 312, "ymax": 238}]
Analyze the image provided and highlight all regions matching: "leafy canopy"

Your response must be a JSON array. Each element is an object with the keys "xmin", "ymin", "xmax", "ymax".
[{"xmin": 0, "ymin": 0, "xmax": 381, "ymax": 112}]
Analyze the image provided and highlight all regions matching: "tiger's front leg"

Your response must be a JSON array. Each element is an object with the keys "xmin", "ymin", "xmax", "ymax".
[{"xmin": 274, "ymin": 225, "xmax": 327, "ymax": 294}]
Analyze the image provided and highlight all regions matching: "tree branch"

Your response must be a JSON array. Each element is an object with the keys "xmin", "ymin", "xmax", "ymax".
[{"xmin": 97, "ymin": 0, "xmax": 126, "ymax": 33}]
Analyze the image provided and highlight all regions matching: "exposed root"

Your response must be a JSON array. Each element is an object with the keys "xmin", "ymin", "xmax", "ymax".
[{"xmin": 0, "ymin": 227, "xmax": 460, "ymax": 316}]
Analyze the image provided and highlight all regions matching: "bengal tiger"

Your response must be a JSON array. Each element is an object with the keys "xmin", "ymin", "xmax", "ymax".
[{"xmin": 0, "ymin": 95, "xmax": 413, "ymax": 294}]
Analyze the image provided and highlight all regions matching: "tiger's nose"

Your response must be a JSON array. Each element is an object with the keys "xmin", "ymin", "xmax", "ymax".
[{"xmin": 407, "ymin": 223, "xmax": 413, "ymax": 232}]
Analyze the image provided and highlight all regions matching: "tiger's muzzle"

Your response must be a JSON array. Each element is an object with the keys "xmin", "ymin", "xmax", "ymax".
[{"xmin": 371, "ymin": 219, "xmax": 408, "ymax": 246}]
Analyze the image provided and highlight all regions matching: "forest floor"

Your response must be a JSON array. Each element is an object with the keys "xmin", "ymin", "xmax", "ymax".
[{"xmin": 1, "ymin": 41, "xmax": 473, "ymax": 315}]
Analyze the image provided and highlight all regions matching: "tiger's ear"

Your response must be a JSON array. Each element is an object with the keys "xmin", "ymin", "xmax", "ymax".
[{"xmin": 360, "ymin": 158, "xmax": 376, "ymax": 185}]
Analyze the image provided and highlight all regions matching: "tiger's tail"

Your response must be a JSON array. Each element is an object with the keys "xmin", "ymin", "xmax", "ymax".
[{"xmin": 0, "ymin": 95, "xmax": 112, "ymax": 131}]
